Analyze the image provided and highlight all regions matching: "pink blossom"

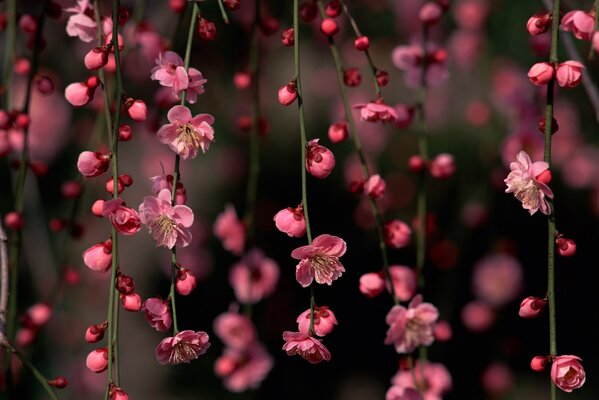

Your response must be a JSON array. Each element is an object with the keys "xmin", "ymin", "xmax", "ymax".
[
  {"xmin": 213, "ymin": 312, "xmax": 256, "ymax": 350},
  {"xmin": 157, "ymin": 105, "xmax": 215, "ymax": 160},
  {"xmin": 527, "ymin": 62, "xmax": 554, "ymax": 86},
  {"xmin": 527, "ymin": 13, "xmax": 551, "ymax": 36},
  {"xmin": 291, "ymin": 234, "xmax": 347, "ymax": 287},
  {"xmin": 120, "ymin": 293, "xmax": 142, "ymax": 311},
  {"xmin": 126, "ymin": 99, "xmax": 147, "ymax": 121},
  {"xmin": 504, "ymin": 151, "xmax": 554, "ymax": 215},
  {"xmin": 64, "ymin": 0, "xmax": 97, "ymax": 43},
  {"xmin": 555, "ymin": 60, "xmax": 585, "ymax": 88},
  {"xmin": 214, "ymin": 342, "xmax": 273, "ymax": 392},
  {"xmin": 281, "ymin": 331, "xmax": 331, "ymax": 364},
  {"xmin": 86, "ymin": 347, "xmax": 108, "ymax": 373},
  {"xmin": 461, "ymin": 300, "xmax": 494, "ymax": 332},
  {"xmin": 353, "ymin": 102, "xmax": 398, "ymax": 123},
  {"xmin": 77, "ymin": 151, "xmax": 110, "ymax": 178},
  {"xmin": 142, "ymin": 297, "xmax": 172, "ymax": 332},
  {"xmin": 384, "ymin": 220, "xmax": 412, "ymax": 249},
  {"xmin": 429, "ymin": 153, "xmax": 456, "ymax": 179},
  {"xmin": 551, "ymin": 355, "xmax": 586, "ymax": 392},
  {"xmin": 391, "ymin": 361, "xmax": 452, "ymax": 400},
  {"xmin": 386, "ymin": 386, "xmax": 421, "ymax": 400},
  {"xmin": 175, "ymin": 268, "xmax": 197, "ymax": 295},
  {"xmin": 155, "ymin": 330, "xmax": 210, "ymax": 365},
  {"xmin": 387, "ymin": 265, "xmax": 417, "ymax": 302},
  {"xmin": 150, "ymin": 51, "xmax": 189, "ymax": 95},
  {"xmin": 419, "ymin": 2, "xmax": 443, "ymax": 25},
  {"xmin": 273, "ymin": 204, "xmax": 306, "ymax": 237},
  {"xmin": 150, "ymin": 174, "xmax": 187, "ymax": 205},
  {"xmin": 328, "ymin": 120, "xmax": 348, "ymax": 143},
  {"xmin": 229, "ymin": 248, "xmax": 279, "ymax": 304},
  {"xmin": 102, "ymin": 198, "xmax": 142, "ymax": 236},
  {"xmin": 384, "ymin": 295, "xmax": 439, "ymax": 353},
  {"xmin": 214, "ymin": 204, "xmax": 246, "ymax": 256},
  {"xmin": 481, "ymin": 363, "xmax": 514, "ymax": 395},
  {"xmin": 185, "ymin": 68, "xmax": 208, "ymax": 104},
  {"xmin": 64, "ymin": 82, "xmax": 93, "ymax": 107},
  {"xmin": 139, "ymin": 188, "xmax": 194, "ymax": 249},
  {"xmin": 359, "ymin": 272, "xmax": 385, "ymax": 298},
  {"xmin": 296, "ymin": 306, "xmax": 337, "ymax": 337},
  {"xmin": 82, "ymin": 241, "xmax": 112, "ymax": 272},
  {"xmin": 472, "ymin": 254, "xmax": 523, "ymax": 307},
  {"xmin": 391, "ymin": 44, "xmax": 449, "ymax": 88},
  {"xmin": 364, "ymin": 174, "xmax": 386, "ymax": 198},
  {"xmin": 561, "ymin": 10, "xmax": 595, "ymax": 40},
  {"xmin": 306, "ymin": 139, "xmax": 335, "ymax": 179}
]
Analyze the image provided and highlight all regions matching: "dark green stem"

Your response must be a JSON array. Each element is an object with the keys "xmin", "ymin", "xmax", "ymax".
[{"xmin": 93, "ymin": 0, "xmax": 114, "ymax": 144}]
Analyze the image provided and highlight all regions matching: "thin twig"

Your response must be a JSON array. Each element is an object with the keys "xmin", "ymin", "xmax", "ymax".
[{"xmin": 0, "ymin": 222, "xmax": 8, "ymax": 344}]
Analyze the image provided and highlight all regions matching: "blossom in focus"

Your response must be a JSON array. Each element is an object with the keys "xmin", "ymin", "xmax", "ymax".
[
  {"xmin": 560, "ymin": 10, "xmax": 595, "ymax": 40},
  {"xmin": 504, "ymin": 151, "xmax": 554, "ymax": 215},
  {"xmin": 155, "ymin": 330, "xmax": 210, "ymax": 365},
  {"xmin": 157, "ymin": 105, "xmax": 215, "ymax": 159},
  {"xmin": 142, "ymin": 297, "xmax": 172, "ymax": 332},
  {"xmin": 102, "ymin": 198, "xmax": 142, "ymax": 236},
  {"xmin": 384, "ymin": 295, "xmax": 439, "ymax": 353},
  {"xmin": 296, "ymin": 306, "xmax": 338, "ymax": 337},
  {"xmin": 551, "ymin": 355, "xmax": 586, "ymax": 392},
  {"xmin": 139, "ymin": 188, "xmax": 194, "ymax": 248},
  {"xmin": 151, "ymin": 51, "xmax": 189, "ymax": 95},
  {"xmin": 291, "ymin": 234, "xmax": 347, "ymax": 287},
  {"xmin": 281, "ymin": 331, "xmax": 331, "ymax": 364}
]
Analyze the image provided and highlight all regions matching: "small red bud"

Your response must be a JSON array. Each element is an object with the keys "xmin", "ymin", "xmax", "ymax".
[
  {"xmin": 4, "ymin": 212, "xmax": 23, "ymax": 230},
  {"xmin": 556, "ymin": 237, "xmax": 576, "ymax": 257},
  {"xmin": 325, "ymin": 0, "xmax": 342, "ymax": 17},
  {"xmin": 530, "ymin": 355, "xmax": 548, "ymax": 372},
  {"xmin": 223, "ymin": 0, "xmax": 241, "ymax": 11},
  {"xmin": 118, "ymin": 174, "xmax": 133, "ymax": 187},
  {"xmin": 48, "ymin": 377, "xmax": 68, "ymax": 389},
  {"xmin": 281, "ymin": 27, "xmax": 294, "ymax": 47},
  {"xmin": 118, "ymin": 124, "xmax": 132, "ymax": 141},
  {"xmin": 198, "ymin": 17, "xmax": 216, "ymax": 40},
  {"xmin": 300, "ymin": 1, "xmax": 317, "ymax": 22},
  {"xmin": 259, "ymin": 17, "xmax": 280, "ymax": 36},
  {"xmin": 354, "ymin": 36, "xmax": 370, "ymax": 51},
  {"xmin": 376, "ymin": 70, "xmax": 389, "ymax": 87},
  {"xmin": 320, "ymin": 18, "xmax": 339, "ymax": 36},
  {"xmin": 91, "ymin": 199, "xmax": 105, "ymax": 217},
  {"xmin": 408, "ymin": 155, "xmax": 426, "ymax": 173},
  {"xmin": 538, "ymin": 116, "xmax": 559, "ymax": 135},
  {"xmin": 343, "ymin": 68, "xmax": 361, "ymax": 87}
]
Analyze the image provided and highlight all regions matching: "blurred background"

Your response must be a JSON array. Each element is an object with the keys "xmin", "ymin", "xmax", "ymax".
[{"xmin": 1, "ymin": 0, "xmax": 599, "ymax": 398}]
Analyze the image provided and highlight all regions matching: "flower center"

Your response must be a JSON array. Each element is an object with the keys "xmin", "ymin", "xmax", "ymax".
[
  {"xmin": 311, "ymin": 255, "xmax": 338, "ymax": 274},
  {"xmin": 177, "ymin": 123, "xmax": 201, "ymax": 150},
  {"xmin": 153, "ymin": 214, "xmax": 177, "ymax": 241}
]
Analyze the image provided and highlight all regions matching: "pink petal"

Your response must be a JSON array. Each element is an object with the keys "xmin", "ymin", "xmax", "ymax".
[
  {"xmin": 295, "ymin": 260, "xmax": 314, "ymax": 287},
  {"xmin": 167, "ymin": 105, "xmax": 192, "ymax": 124},
  {"xmin": 312, "ymin": 234, "xmax": 346, "ymax": 257},
  {"xmin": 173, "ymin": 205, "xmax": 194, "ymax": 227}
]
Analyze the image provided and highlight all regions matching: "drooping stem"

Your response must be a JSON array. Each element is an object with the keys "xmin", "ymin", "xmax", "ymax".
[
  {"xmin": 315, "ymin": 0, "xmax": 398, "ymax": 305},
  {"xmin": 216, "ymin": 0, "xmax": 230, "ymax": 24},
  {"xmin": 168, "ymin": 2, "xmax": 200, "ymax": 335},
  {"xmin": 1, "ymin": 0, "xmax": 16, "ymax": 109},
  {"xmin": 1, "ymin": 343, "xmax": 59, "ymax": 400},
  {"xmin": 293, "ymin": 0, "xmax": 313, "ymax": 245}
]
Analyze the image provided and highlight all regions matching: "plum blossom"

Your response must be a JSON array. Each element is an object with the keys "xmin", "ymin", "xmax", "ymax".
[
  {"xmin": 560, "ymin": 10, "xmax": 595, "ymax": 40},
  {"xmin": 504, "ymin": 151, "xmax": 554, "ymax": 215},
  {"xmin": 229, "ymin": 248, "xmax": 279, "ymax": 304},
  {"xmin": 385, "ymin": 295, "xmax": 439, "ymax": 353},
  {"xmin": 151, "ymin": 51, "xmax": 207, "ymax": 102},
  {"xmin": 214, "ymin": 343, "xmax": 273, "ymax": 392},
  {"xmin": 291, "ymin": 234, "xmax": 347, "ymax": 287},
  {"xmin": 296, "ymin": 306, "xmax": 337, "ymax": 337},
  {"xmin": 213, "ymin": 312, "xmax": 256, "ymax": 350},
  {"xmin": 281, "ymin": 331, "xmax": 331, "ymax": 364},
  {"xmin": 102, "ymin": 198, "xmax": 141, "ymax": 235},
  {"xmin": 142, "ymin": 297, "xmax": 172, "ymax": 332},
  {"xmin": 64, "ymin": 0, "xmax": 97, "ymax": 43},
  {"xmin": 139, "ymin": 188, "xmax": 194, "ymax": 248},
  {"xmin": 390, "ymin": 361, "xmax": 452, "ymax": 400},
  {"xmin": 157, "ymin": 105, "xmax": 215, "ymax": 160},
  {"xmin": 155, "ymin": 330, "xmax": 210, "ymax": 365},
  {"xmin": 391, "ymin": 43, "xmax": 449, "ymax": 88},
  {"xmin": 551, "ymin": 355, "xmax": 586, "ymax": 392},
  {"xmin": 353, "ymin": 101, "xmax": 398, "ymax": 123},
  {"xmin": 150, "ymin": 174, "xmax": 187, "ymax": 205},
  {"xmin": 472, "ymin": 254, "xmax": 523, "ymax": 307},
  {"xmin": 214, "ymin": 204, "xmax": 246, "ymax": 256}
]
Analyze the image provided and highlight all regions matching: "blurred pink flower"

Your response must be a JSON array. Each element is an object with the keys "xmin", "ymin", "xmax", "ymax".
[
  {"xmin": 481, "ymin": 362, "xmax": 514, "ymax": 395},
  {"xmin": 386, "ymin": 386, "xmax": 421, "ymax": 400},
  {"xmin": 281, "ymin": 331, "xmax": 331, "ymax": 364},
  {"xmin": 213, "ymin": 312, "xmax": 256, "ymax": 350},
  {"xmin": 151, "ymin": 51, "xmax": 189, "ymax": 95},
  {"xmin": 472, "ymin": 254, "xmax": 523, "ymax": 307},
  {"xmin": 102, "ymin": 198, "xmax": 141, "ymax": 236},
  {"xmin": 461, "ymin": 300, "xmax": 494, "ymax": 332},
  {"xmin": 155, "ymin": 330, "xmax": 210, "ymax": 365},
  {"xmin": 387, "ymin": 265, "xmax": 417, "ymax": 302},
  {"xmin": 139, "ymin": 188, "xmax": 194, "ymax": 248},
  {"xmin": 391, "ymin": 44, "xmax": 449, "ymax": 88},
  {"xmin": 359, "ymin": 272, "xmax": 385, "ymax": 298},
  {"xmin": 296, "ymin": 305, "xmax": 338, "ymax": 337},
  {"xmin": 504, "ymin": 151, "xmax": 553, "ymax": 215},
  {"xmin": 291, "ymin": 234, "xmax": 347, "ymax": 287},
  {"xmin": 551, "ymin": 355, "xmax": 586, "ymax": 392},
  {"xmin": 157, "ymin": 105, "xmax": 215, "ymax": 159},
  {"xmin": 150, "ymin": 174, "xmax": 187, "ymax": 205},
  {"xmin": 391, "ymin": 361, "xmax": 452, "ymax": 400},
  {"xmin": 142, "ymin": 297, "xmax": 172, "ymax": 332},
  {"xmin": 385, "ymin": 295, "xmax": 439, "ymax": 353},
  {"xmin": 64, "ymin": 0, "xmax": 97, "ymax": 43},
  {"xmin": 214, "ymin": 204, "xmax": 246, "ymax": 256},
  {"xmin": 384, "ymin": 220, "xmax": 412, "ymax": 249},
  {"xmin": 229, "ymin": 248, "xmax": 279, "ymax": 304},
  {"xmin": 364, "ymin": 174, "xmax": 386, "ymax": 198},
  {"xmin": 215, "ymin": 342, "xmax": 273, "ymax": 392},
  {"xmin": 353, "ymin": 102, "xmax": 398, "ymax": 123}
]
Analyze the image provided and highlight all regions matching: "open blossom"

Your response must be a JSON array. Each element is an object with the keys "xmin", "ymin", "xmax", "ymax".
[
  {"xmin": 214, "ymin": 312, "xmax": 256, "ymax": 350},
  {"xmin": 296, "ymin": 306, "xmax": 337, "ymax": 337},
  {"xmin": 139, "ymin": 188, "xmax": 194, "ymax": 249},
  {"xmin": 555, "ymin": 61, "xmax": 585, "ymax": 88},
  {"xmin": 385, "ymin": 295, "xmax": 439, "ymax": 353},
  {"xmin": 229, "ymin": 248, "xmax": 279, "ymax": 304},
  {"xmin": 64, "ymin": 0, "xmax": 97, "ymax": 43},
  {"xmin": 504, "ymin": 151, "xmax": 554, "ymax": 215},
  {"xmin": 560, "ymin": 10, "xmax": 595, "ymax": 40},
  {"xmin": 391, "ymin": 361, "xmax": 452, "ymax": 400},
  {"xmin": 214, "ymin": 204, "xmax": 246, "ymax": 256},
  {"xmin": 291, "ymin": 234, "xmax": 347, "ymax": 287},
  {"xmin": 155, "ymin": 330, "xmax": 210, "ymax": 365},
  {"xmin": 551, "ymin": 355, "xmax": 586, "ymax": 392},
  {"xmin": 142, "ymin": 297, "xmax": 172, "ymax": 332},
  {"xmin": 102, "ymin": 198, "xmax": 141, "ymax": 236},
  {"xmin": 151, "ymin": 52, "xmax": 189, "ymax": 94},
  {"xmin": 157, "ymin": 105, "xmax": 215, "ymax": 160},
  {"xmin": 353, "ymin": 101, "xmax": 398, "ymax": 123},
  {"xmin": 215, "ymin": 342, "xmax": 273, "ymax": 392},
  {"xmin": 281, "ymin": 331, "xmax": 331, "ymax": 364}
]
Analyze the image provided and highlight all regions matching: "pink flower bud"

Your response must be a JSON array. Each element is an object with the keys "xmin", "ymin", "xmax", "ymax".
[
  {"xmin": 15, "ymin": 327, "xmax": 36, "ymax": 347},
  {"xmin": 77, "ymin": 151, "xmax": 110, "ymax": 178},
  {"xmin": 363, "ymin": 174, "xmax": 386, "ymax": 198},
  {"xmin": 281, "ymin": 27, "xmax": 294, "ymax": 46},
  {"xmin": 519, "ymin": 296, "xmax": 546, "ymax": 318},
  {"xmin": 359, "ymin": 272, "xmax": 385, "ymax": 298},
  {"xmin": 434, "ymin": 320, "xmax": 452, "ymax": 342},
  {"xmin": 320, "ymin": 18, "xmax": 339, "ymax": 36},
  {"xmin": 306, "ymin": 139, "xmax": 335, "ymax": 179},
  {"xmin": 116, "ymin": 273, "xmax": 135, "ymax": 295},
  {"xmin": 325, "ymin": 0, "xmax": 341, "ymax": 17},
  {"xmin": 328, "ymin": 120, "xmax": 348, "ymax": 143},
  {"xmin": 430, "ymin": 153, "xmax": 456, "ymax": 179},
  {"xmin": 527, "ymin": 13, "xmax": 551, "ymax": 35},
  {"xmin": 86, "ymin": 76, "xmax": 100, "ymax": 89},
  {"xmin": 84, "ymin": 47, "xmax": 109, "ymax": 70},
  {"xmin": 384, "ymin": 219, "xmax": 411, "ymax": 248},
  {"xmin": 551, "ymin": 355, "xmax": 586, "ymax": 392},
  {"xmin": 65, "ymin": 82, "xmax": 92, "ymax": 107},
  {"xmin": 35, "ymin": 75, "xmax": 54, "ymax": 94},
  {"xmin": 105, "ymin": 177, "xmax": 124, "ymax": 195},
  {"xmin": 91, "ymin": 199, "xmax": 105, "ymax": 217},
  {"xmin": 419, "ymin": 2, "xmax": 443, "ymax": 25},
  {"xmin": 48, "ymin": 376, "xmax": 68, "ymax": 389},
  {"xmin": 86, "ymin": 348, "xmax": 109, "ymax": 373},
  {"xmin": 169, "ymin": 0, "xmax": 185, "ymax": 13},
  {"xmin": 530, "ymin": 355, "xmax": 548, "ymax": 372},
  {"xmin": 354, "ymin": 36, "xmax": 370, "ymax": 51},
  {"xmin": 535, "ymin": 169, "xmax": 552, "ymax": 185},
  {"xmin": 126, "ymin": 99, "xmax": 148, "ymax": 121},
  {"xmin": 274, "ymin": 205, "xmax": 306, "ymax": 237},
  {"xmin": 19, "ymin": 14, "xmax": 37, "ymax": 33},
  {"xmin": 85, "ymin": 322, "xmax": 107, "ymax": 343},
  {"xmin": 176, "ymin": 268, "xmax": 197, "ymax": 295},
  {"xmin": 233, "ymin": 71, "xmax": 251, "ymax": 90},
  {"xmin": 376, "ymin": 70, "xmax": 389, "ymax": 87},
  {"xmin": 120, "ymin": 292, "xmax": 142, "ymax": 312},
  {"xmin": 14, "ymin": 57, "xmax": 31, "ymax": 75},
  {"xmin": 343, "ymin": 68, "xmax": 361, "ymax": 86},
  {"xmin": 223, "ymin": 0, "xmax": 241, "ymax": 11},
  {"xmin": 297, "ymin": 305, "xmax": 337, "ymax": 337},
  {"xmin": 556, "ymin": 237, "xmax": 576, "ymax": 257},
  {"xmin": 4, "ymin": 211, "xmax": 23, "ymax": 230},
  {"xmin": 110, "ymin": 387, "xmax": 129, "ymax": 400},
  {"xmin": 23, "ymin": 302, "xmax": 52, "ymax": 327},
  {"xmin": 527, "ymin": 62, "xmax": 554, "ymax": 86},
  {"xmin": 555, "ymin": 60, "xmax": 584, "ymax": 88},
  {"xmin": 61, "ymin": 180, "xmax": 82, "ymax": 199},
  {"xmin": 278, "ymin": 82, "xmax": 297, "ymax": 106},
  {"xmin": 408, "ymin": 155, "xmax": 426, "ymax": 173},
  {"xmin": 83, "ymin": 242, "xmax": 112, "ymax": 272}
]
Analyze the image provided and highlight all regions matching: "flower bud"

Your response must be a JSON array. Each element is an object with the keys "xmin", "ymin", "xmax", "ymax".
[
  {"xmin": 354, "ymin": 36, "xmax": 370, "ymax": 51},
  {"xmin": 120, "ymin": 292, "xmax": 142, "ymax": 311},
  {"xmin": 320, "ymin": 18, "xmax": 339, "ymax": 36},
  {"xmin": 419, "ymin": 2, "xmax": 443, "ymax": 25},
  {"xmin": 278, "ymin": 82, "xmax": 297, "ymax": 106},
  {"xmin": 91, "ymin": 199, "xmax": 105, "ymax": 217},
  {"xmin": 77, "ymin": 151, "xmax": 110, "ymax": 178},
  {"xmin": 363, "ymin": 174, "xmax": 386, "ymax": 198},
  {"xmin": 176, "ymin": 268, "xmax": 197, "ymax": 295},
  {"xmin": 530, "ymin": 355, "xmax": 548, "ymax": 372},
  {"xmin": 48, "ymin": 377, "xmax": 68, "ymax": 389},
  {"xmin": 343, "ymin": 68, "xmax": 361, "ymax": 87},
  {"xmin": 198, "ymin": 17, "xmax": 216, "ymax": 40},
  {"xmin": 281, "ymin": 27, "xmax": 294, "ymax": 46},
  {"xmin": 538, "ymin": 116, "xmax": 559, "ymax": 135},
  {"xmin": 35, "ymin": 75, "xmax": 54, "ymax": 94},
  {"xmin": 556, "ymin": 237, "xmax": 576, "ymax": 257},
  {"xmin": 328, "ymin": 120, "xmax": 348, "ymax": 143},
  {"xmin": 85, "ymin": 322, "xmax": 107, "ymax": 343},
  {"xmin": 126, "ymin": 99, "xmax": 148, "ymax": 121},
  {"xmin": 408, "ymin": 155, "xmax": 426, "ymax": 173},
  {"xmin": 86, "ymin": 348, "xmax": 109, "ymax": 373},
  {"xmin": 118, "ymin": 124, "xmax": 132, "ymax": 141},
  {"xmin": 376, "ymin": 70, "xmax": 389, "ymax": 87},
  {"xmin": 384, "ymin": 220, "xmax": 411, "ymax": 248},
  {"xmin": 527, "ymin": 62, "xmax": 554, "ymax": 86},
  {"xmin": 325, "ymin": 0, "xmax": 341, "ymax": 17},
  {"xmin": 274, "ymin": 205, "xmax": 306, "ymax": 237},
  {"xmin": 65, "ymin": 82, "xmax": 92, "ymax": 107},
  {"xmin": 83, "ymin": 242, "xmax": 112, "ymax": 273},
  {"xmin": 555, "ymin": 60, "xmax": 584, "ymax": 88},
  {"xmin": 61, "ymin": 180, "xmax": 82, "ymax": 199},
  {"xmin": 116, "ymin": 273, "xmax": 135, "ymax": 295},
  {"xmin": 519, "ymin": 296, "xmax": 546, "ymax": 318},
  {"xmin": 306, "ymin": 139, "xmax": 335, "ymax": 179},
  {"xmin": 84, "ymin": 47, "xmax": 109, "ymax": 70},
  {"xmin": 4, "ymin": 211, "xmax": 23, "ymax": 230}
]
